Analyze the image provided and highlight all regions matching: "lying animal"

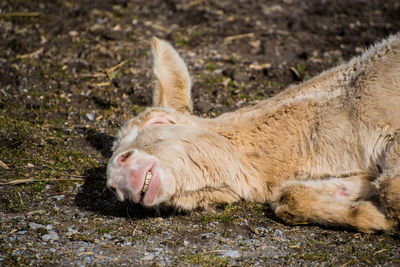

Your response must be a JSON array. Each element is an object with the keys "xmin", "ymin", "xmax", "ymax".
[{"xmin": 107, "ymin": 34, "xmax": 400, "ymax": 233}]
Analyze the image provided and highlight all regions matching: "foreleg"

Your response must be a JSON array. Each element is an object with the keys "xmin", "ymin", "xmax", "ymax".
[{"xmin": 376, "ymin": 134, "xmax": 400, "ymax": 223}]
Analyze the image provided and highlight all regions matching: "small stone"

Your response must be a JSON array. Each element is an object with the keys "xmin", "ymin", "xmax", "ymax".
[
  {"xmin": 49, "ymin": 231, "xmax": 59, "ymax": 240},
  {"xmin": 27, "ymin": 163, "xmax": 34, "ymax": 168},
  {"xmin": 53, "ymin": 195, "xmax": 64, "ymax": 201},
  {"xmin": 142, "ymin": 254, "xmax": 155, "ymax": 261},
  {"xmin": 221, "ymin": 250, "xmax": 240, "ymax": 258},
  {"xmin": 17, "ymin": 230, "xmax": 27, "ymax": 235},
  {"xmin": 29, "ymin": 222, "xmax": 45, "ymax": 230},
  {"xmin": 42, "ymin": 234, "xmax": 51, "ymax": 241},
  {"xmin": 86, "ymin": 113, "xmax": 94, "ymax": 121},
  {"xmin": 154, "ymin": 217, "xmax": 163, "ymax": 223},
  {"xmin": 49, "ymin": 248, "xmax": 56, "ymax": 253},
  {"xmin": 275, "ymin": 229, "xmax": 283, "ymax": 236},
  {"xmin": 69, "ymin": 30, "xmax": 78, "ymax": 37},
  {"xmin": 183, "ymin": 240, "xmax": 189, "ymax": 246}
]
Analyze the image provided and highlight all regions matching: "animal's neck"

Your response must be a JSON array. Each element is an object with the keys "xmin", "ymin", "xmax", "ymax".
[{"xmin": 195, "ymin": 100, "xmax": 312, "ymax": 201}]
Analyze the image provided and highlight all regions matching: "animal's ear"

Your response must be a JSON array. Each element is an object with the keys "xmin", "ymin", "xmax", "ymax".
[{"xmin": 151, "ymin": 37, "xmax": 193, "ymax": 113}]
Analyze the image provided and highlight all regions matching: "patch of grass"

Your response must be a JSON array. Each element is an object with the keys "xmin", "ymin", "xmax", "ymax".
[
  {"xmin": 200, "ymin": 213, "xmax": 233, "ymax": 224},
  {"xmin": 292, "ymin": 252, "xmax": 330, "ymax": 262},
  {"xmin": 97, "ymin": 227, "xmax": 112, "ymax": 235},
  {"xmin": 29, "ymin": 181, "xmax": 47, "ymax": 192},
  {"xmin": 68, "ymin": 233, "xmax": 95, "ymax": 243},
  {"xmin": 206, "ymin": 62, "xmax": 216, "ymax": 71},
  {"xmin": 200, "ymin": 203, "xmax": 242, "ymax": 224},
  {"xmin": 2, "ymin": 254, "xmax": 30, "ymax": 266},
  {"xmin": 3, "ymin": 190, "xmax": 26, "ymax": 212}
]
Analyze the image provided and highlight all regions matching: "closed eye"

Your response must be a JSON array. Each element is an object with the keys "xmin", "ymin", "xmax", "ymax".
[{"xmin": 144, "ymin": 117, "xmax": 171, "ymax": 128}]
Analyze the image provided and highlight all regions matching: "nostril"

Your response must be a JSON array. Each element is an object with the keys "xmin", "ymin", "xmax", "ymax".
[{"xmin": 117, "ymin": 151, "xmax": 133, "ymax": 164}]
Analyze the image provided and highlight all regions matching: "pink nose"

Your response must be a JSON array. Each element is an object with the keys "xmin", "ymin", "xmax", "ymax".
[{"xmin": 117, "ymin": 151, "xmax": 133, "ymax": 165}]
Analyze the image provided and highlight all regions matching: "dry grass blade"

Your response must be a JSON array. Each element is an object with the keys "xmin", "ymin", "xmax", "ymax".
[
  {"xmin": 105, "ymin": 60, "xmax": 128, "ymax": 75},
  {"xmin": 144, "ymin": 21, "xmax": 172, "ymax": 34},
  {"xmin": 0, "ymin": 160, "xmax": 10, "ymax": 170},
  {"xmin": 0, "ymin": 12, "xmax": 40, "ymax": 18},
  {"xmin": 17, "ymin": 47, "xmax": 44, "ymax": 59},
  {"xmin": 184, "ymin": 0, "xmax": 205, "ymax": 9},
  {"xmin": 0, "ymin": 177, "xmax": 84, "ymax": 185},
  {"xmin": 105, "ymin": 60, "xmax": 128, "ymax": 80},
  {"xmin": 91, "ymin": 81, "xmax": 111, "ymax": 87},
  {"xmin": 224, "ymin": 32, "xmax": 255, "ymax": 43}
]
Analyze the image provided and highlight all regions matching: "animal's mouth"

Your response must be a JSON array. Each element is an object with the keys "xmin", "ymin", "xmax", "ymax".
[{"xmin": 140, "ymin": 171, "xmax": 153, "ymax": 200}]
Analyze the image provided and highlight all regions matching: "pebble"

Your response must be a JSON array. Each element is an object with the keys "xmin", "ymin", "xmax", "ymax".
[
  {"xmin": 29, "ymin": 222, "xmax": 45, "ymax": 230},
  {"xmin": 17, "ymin": 230, "xmax": 27, "ymax": 235},
  {"xmin": 53, "ymin": 195, "xmax": 64, "ymax": 201},
  {"xmin": 42, "ymin": 234, "xmax": 51, "ymax": 241},
  {"xmin": 274, "ymin": 230, "xmax": 283, "ymax": 236},
  {"xmin": 142, "ymin": 254, "xmax": 155, "ymax": 261},
  {"xmin": 49, "ymin": 248, "xmax": 56, "ymax": 253},
  {"xmin": 49, "ymin": 230, "xmax": 59, "ymax": 240},
  {"xmin": 42, "ymin": 231, "xmax": 59, "ymax": 241},
  {"xmin": 221, "ymin": 250, "xmax": 240, "ymax": 258},
  {"xmin": 86, "ymin": 113, "xmax": 94, "ymax": 121}
]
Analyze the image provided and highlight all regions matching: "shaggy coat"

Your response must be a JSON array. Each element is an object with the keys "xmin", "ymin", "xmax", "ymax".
[{"xmin": 107, "ymin": 34, "xmax": 400, "ymax": 233}]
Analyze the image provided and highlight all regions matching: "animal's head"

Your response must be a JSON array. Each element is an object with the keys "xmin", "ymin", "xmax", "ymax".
[{"xmin": 106, "ymin": 38, "xmax": 249, "ymax": 210}]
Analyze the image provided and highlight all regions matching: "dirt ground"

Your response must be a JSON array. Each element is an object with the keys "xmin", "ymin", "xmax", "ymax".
[{"xmin": 1, "ymin": 0, "xmax": 400, "ymax": 265}]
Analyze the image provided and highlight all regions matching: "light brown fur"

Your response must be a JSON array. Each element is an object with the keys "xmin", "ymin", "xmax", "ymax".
[{"xmin": 107, "ymin": 34, "xmax": 400, "ymax": 233}]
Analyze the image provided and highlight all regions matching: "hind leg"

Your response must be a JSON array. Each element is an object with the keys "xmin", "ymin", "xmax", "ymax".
[{"xmin": 272, "ymin": 175, "xmax": 396, "ymax": 233}]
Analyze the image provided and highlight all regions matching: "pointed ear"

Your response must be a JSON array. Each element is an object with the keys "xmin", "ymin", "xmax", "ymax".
[{"xmin": 151, "ymin": 37, "xmax": 193, "ymax": 113}]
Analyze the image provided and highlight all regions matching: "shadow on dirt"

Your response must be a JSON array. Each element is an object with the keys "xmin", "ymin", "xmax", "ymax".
[{"xmin": 74, "ymin": 128, "xmax": 177, "ymax": 220}]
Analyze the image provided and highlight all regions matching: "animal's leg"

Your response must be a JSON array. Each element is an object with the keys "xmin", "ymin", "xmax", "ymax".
[
  {"xmin": 376, "ymin": 134, "xmax": 400, "ymax": 222},
  {"xmin": 272, "ymin": 176, "xmax": 396, "ymax": 233}
]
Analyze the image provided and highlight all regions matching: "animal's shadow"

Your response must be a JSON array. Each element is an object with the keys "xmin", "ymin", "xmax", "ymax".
[{"xmin": 74, "ymin": 128, "xmax": 178, "ymax": 220}]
